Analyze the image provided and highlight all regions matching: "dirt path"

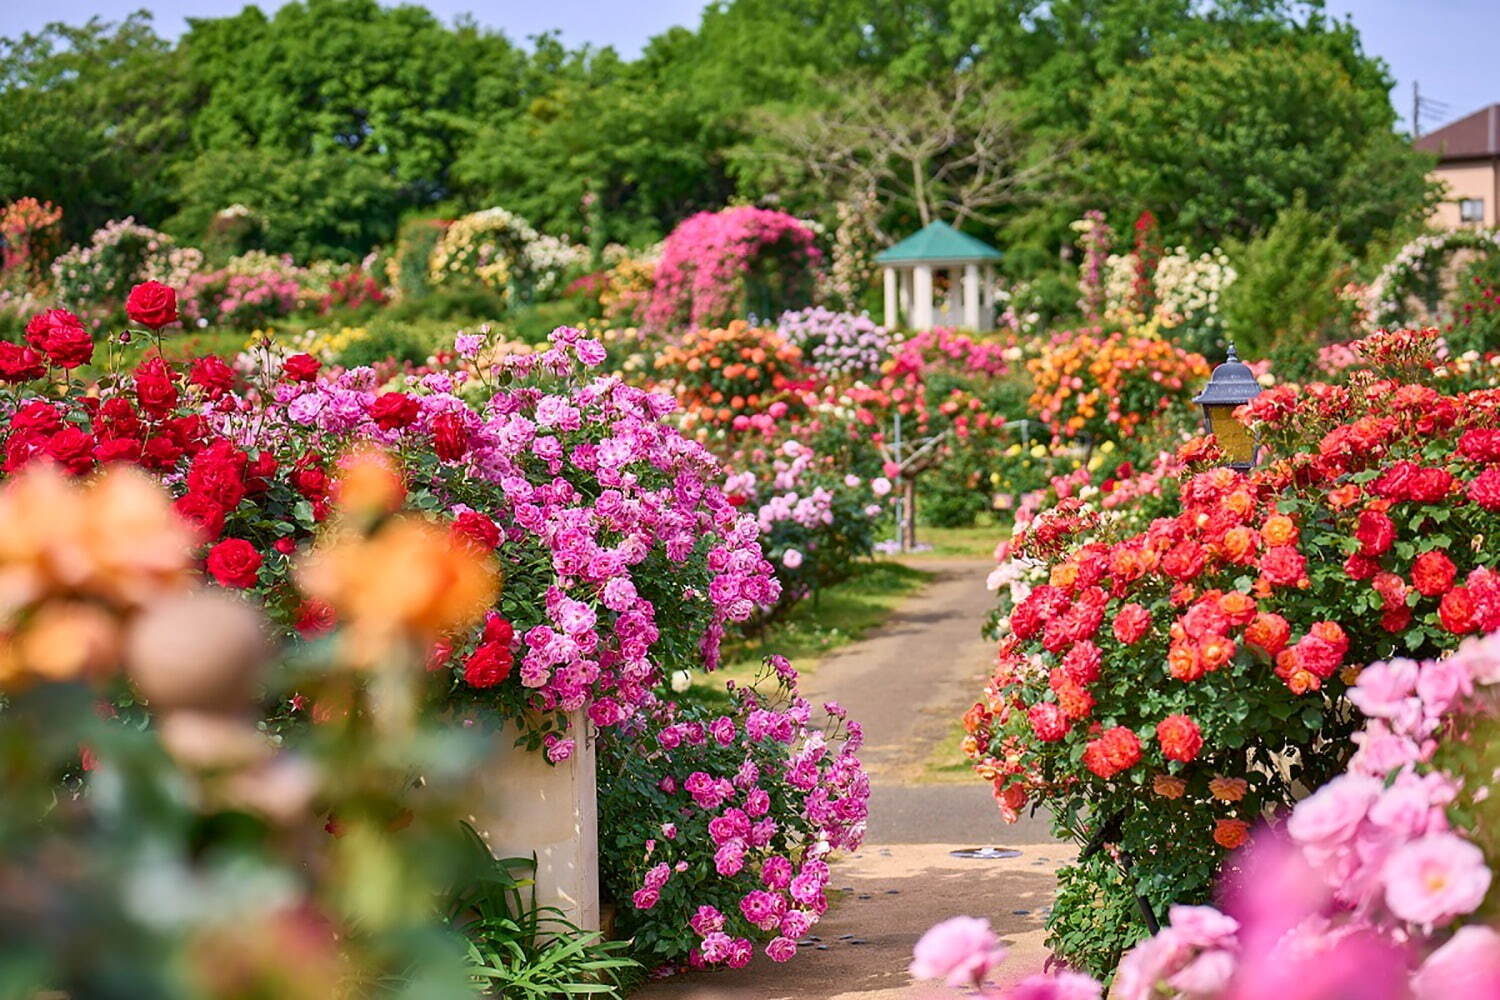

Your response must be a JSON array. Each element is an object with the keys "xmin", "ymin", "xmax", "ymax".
[{"xmin": 634, "ymin": 559, "xmax": 1071, "ymax": 1000}]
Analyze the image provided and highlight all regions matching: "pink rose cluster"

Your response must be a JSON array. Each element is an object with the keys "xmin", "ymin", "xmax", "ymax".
[
  {"xmin": 603, "ymin": 658, "xmax": 869, "ymax": 969},
  {"xmin": 181, "ymin": 268, "xmax": 301, "ymax": 328},
  {"xmin": 1108, "ymin": 630, "xmax": 1500, "ymax": 1000},
  {"xmin": 645, "ymin": 206, "xmax": 822, "ymax": 331},
  {"xmin": 909, "ymin": 915, "xmax": 1101, "ymax": 999}
]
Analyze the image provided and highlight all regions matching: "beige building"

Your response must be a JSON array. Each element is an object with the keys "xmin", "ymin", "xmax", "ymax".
[{"xmin": 1417, "ymin": 104, "xmax": 1500, "ymax": 228}]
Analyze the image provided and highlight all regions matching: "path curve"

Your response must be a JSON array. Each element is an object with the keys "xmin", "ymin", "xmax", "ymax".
[{"xmin": 635, "ymin": 558, "xmax": 1069, "ymax": 1000}]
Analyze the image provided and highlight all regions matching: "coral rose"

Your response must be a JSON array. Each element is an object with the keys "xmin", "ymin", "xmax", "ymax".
[
  {"xmin": 1439, "ymin": 587, "xmax": 1479, "ymax": 635},
  {"xmin": 1209, "ymin": 777, "xmax": 1248, "ymax": 802},
  {"xmin": 1354, "ymin": 509, "xmax": 1396, "ymax": 556},
  {"xmin": 1113, "ymin": 602, "xmax": 1152, "ymax": 645},
  {"xmin": 1153, "ymin": 774, "xmax": 1187, "ymax": 799},
  {"xmin": 1156, "ymin": 714, "xmax": 1203, "ymax": 762},
  {"xmin": 1082, "ymin": 726, "xmax": 1141, "ymax": 779},
  {"xmin": 1027, "ymin": 702, "xmax": 1068, "ymax": 742}
]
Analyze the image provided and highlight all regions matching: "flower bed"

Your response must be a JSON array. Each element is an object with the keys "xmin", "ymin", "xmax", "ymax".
[
  {"xmin": 966, "ymin": 330, "xmax": 1500, "ymax": 974},
  {"xmin": 652, "ymin": 321, "xmax": 818, "ymax": 434}
]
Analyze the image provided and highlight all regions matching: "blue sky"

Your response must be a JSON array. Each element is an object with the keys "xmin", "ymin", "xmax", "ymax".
[{"xmin": 1, "ymin": 0, "xmax": 1493, "ymax": 133}]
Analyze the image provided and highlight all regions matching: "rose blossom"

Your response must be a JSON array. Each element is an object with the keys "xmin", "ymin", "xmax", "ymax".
[
  {"xmin": 1382, "ymin": 832, "xmax": 1491, "ymax": 926},
  {"xmin": 908, "ymin": 915, "xmax": 1007, "ymax": 988}
]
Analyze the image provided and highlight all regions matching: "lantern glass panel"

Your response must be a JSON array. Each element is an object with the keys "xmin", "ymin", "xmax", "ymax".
[{"xmin": 1205, "ymin": 404, "xmax": 1255, "ymax": 466}]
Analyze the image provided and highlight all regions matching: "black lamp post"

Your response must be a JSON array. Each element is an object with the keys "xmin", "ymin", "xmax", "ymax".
[{"xmin": 1192, "ymin": 343, "xmax": 1262, "ymax": 472}]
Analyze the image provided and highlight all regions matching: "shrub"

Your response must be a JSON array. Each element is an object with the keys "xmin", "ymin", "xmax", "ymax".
[
  {"xmin": 428, "ymin": 207, "xmax": 587, "ymax": 306},
  {"xmin": 597, "ymin": 659, "xmax": 868, "ymax": 969},
  {"xmin": 50, "ymin": 218, "xmax": 203, "ymax": 318},
  {"xmin": 645, "ymin": 208, "xmax": 821, "ymax": 332},
  {"xmin": 775, "ymin": 307, "xmax": 893, "ymax": 381},
  {"xmin": 653, "ymin": 321, "xmax": 817, "ymax": 434},
  {"xmin": 967, "ymin": 329, "xmax": 1500, "ymax": 976}
]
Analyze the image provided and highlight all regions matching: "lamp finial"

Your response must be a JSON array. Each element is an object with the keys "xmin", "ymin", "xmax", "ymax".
[{"xmin": 1225, "ymin": 341, "xmax": 1239, "ymax": 363}]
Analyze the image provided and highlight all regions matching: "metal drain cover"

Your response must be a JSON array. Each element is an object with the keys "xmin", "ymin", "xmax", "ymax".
[{"xmin": 949, "ymin": 847, "xmax": 1022, "ymax": 860}]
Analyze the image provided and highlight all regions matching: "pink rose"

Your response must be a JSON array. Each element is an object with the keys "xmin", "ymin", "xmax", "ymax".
[
  {"xmin": 1286, "ymin": 774, "xmax": 1382, "ymax": 850},
  {"xmin": 765, "ymin": 936, "xmax": 797, "ymax": 963},
  {"xmin": 1348, "ymin": 658, "xmax": 1419, "ymax": 719},
  {"xmin": 1382, "ymin": 832, "xmax": 1491, "ymax": 926},
  {"xmin": 1006, "ymin": 971, "xmax": 1103, "ymax": 1000},
  {"xmin": 1411, "ymin": 925, "xmax": 1500, "ymax": 1000},
  {"xmin": 909, "ymin": 915, "xmax": 1007, "ymax": 988}
]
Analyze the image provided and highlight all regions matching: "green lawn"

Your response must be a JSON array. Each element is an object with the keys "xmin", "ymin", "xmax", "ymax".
[
  {"xmin": 689, "ymin": 559, "xmax": 933, "ymax": 700},
  {"xmin": 901, "ymin": 523, "xmax": 1005, "ymax": 560}
]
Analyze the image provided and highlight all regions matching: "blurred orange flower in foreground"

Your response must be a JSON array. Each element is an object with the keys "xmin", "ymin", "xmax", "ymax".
[
  {"xmin": 297, "ymin": 517, "xmax": 498, "ymax": 665},
  {"xmin": 0, "ymin": 464, "xmax": 197, "ymax": 688}
]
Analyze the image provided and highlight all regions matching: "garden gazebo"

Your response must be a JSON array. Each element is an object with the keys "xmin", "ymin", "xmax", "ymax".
[{"xmin": 876, "ymin": 220, "xmax": 1002, "ymax": 331}]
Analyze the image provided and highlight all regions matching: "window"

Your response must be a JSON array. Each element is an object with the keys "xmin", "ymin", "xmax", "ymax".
[{"xmin": 1460, "ymin": 198, "xmax": 1486, "ymax": 223}]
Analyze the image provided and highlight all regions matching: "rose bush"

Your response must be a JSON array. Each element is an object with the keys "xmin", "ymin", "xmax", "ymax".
[
  {"xmin": 966, "ymin": 328, "xmax": 1500, "ymax": 975},
  {"xmin": 1, "ymin": 286, "xmax": 787, "ymax": 753},
  {"xmin": 653, "ymin": 321, "xmax": 819, "ymax": 435},
  {"xmin": 598, "ymin": 656, "xmax": 868, "ymax": 969}
]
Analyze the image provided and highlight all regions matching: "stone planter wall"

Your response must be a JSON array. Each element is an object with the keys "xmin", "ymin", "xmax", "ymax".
[{"xmin": 467, "ymin": 715, "xmax": 600, "ymax": 931}]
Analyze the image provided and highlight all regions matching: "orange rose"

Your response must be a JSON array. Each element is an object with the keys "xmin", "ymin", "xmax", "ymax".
[
  {"xmin": 1327, "ymin": 484, "xmax": 1362, "ymax": 510},
  {"xmin": 1214, "ymin": 818, "xmax": 1251, "ymax": 849},
  {"xmin": 1208, "ymin": 777, "xmax": 1248, "ymax": 802},
  {"xmin": 1153, "ymin": 774, "xmax": 1187, "ymax": 799},
  {"xmin": 1261, "ymin": 514, "xmax": 1298, "ymax": 547},
  {"xmin": 1220, "ymin": 526, "xmax": 1258, "ymax": 563},
  {"xmin": 1199, "ymin": 636, "xmax": 1236, "ymax": 671},
  {"xmin": 1168, "ymin": 641, "xmax": 1206, "ymax": 681},
  {"xmin": 1217, "ymin": 591, "xmax": 1257, "ymax": 626}
]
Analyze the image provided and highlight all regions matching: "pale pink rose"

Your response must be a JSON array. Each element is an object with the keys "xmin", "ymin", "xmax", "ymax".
[
  {"xmin": 1383, "ymin": 832, "xmax": 1492, "ymax": 926},
  {"xmin": 1286, "ymin": 774, "xmax": 1382, "ymax": 850},
  {"xmin": 1411, "ymin": 925, "xmax": 1500, "ymax": 1000},
  {"xmin": 1414, "ymin": 657, "xmax": 1473, "ymax": 718},
  {"xmin": 782, "ymin": 548, "xmax": 804, "ymax": 569},
  {"xmin": 1004, "ymin": 970, "xmax": 1103, "ymax": 1000},
  {"xmin": 1348, "ymin": 720, "xmax": 1424, "ymax": 776},
  {"xmin": 1165, "ymin": 905, "xmax": 1239, "ymax": 949},
  {"xmin": 1114, "ymin": 929, "xmax": 1192, "ymax": 1000},
  {"xmin": 1348, "ymin": 658, "xmax": 1418, "ymax": 718},
  {"xmin": 871, "ymin": 476, "xmax": 892, "ymax": 497},
  {"xmin": 1166, "ymin": 948, "xmax": 1236, "ymax": 995},
  {"xmin": 909, "ymin": 916, "xmax": 1008, "ymax": 988}
]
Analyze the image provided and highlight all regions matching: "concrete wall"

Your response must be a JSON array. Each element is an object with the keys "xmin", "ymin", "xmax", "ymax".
[
  {"xmin": 467, "ymin": 718, "xmax": 600, "ymax": 931},
  {"xmin": 1430, "ymin": 161, "xmax": 1498, "ymax": 228}
]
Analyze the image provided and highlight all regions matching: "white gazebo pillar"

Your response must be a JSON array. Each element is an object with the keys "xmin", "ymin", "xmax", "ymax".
[
  {"xmin": 883, "ymin": 267, "xmax": 898, "ymax": 328},
  {"xmin": 982, "ymin": 264, "xmax": 996, "ymax": 331},
  {"xmin": 913, "ymin": 265, "xmax": 934, "ymax": 329},
  {"xmin": 963, "ymin": 264, "xmax": 981, "ymax": 329}
]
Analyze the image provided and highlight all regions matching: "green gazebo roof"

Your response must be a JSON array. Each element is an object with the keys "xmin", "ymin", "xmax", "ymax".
[{"xmin": 874, "ymin": 220, "xmax": 1002, "ymax": 265}]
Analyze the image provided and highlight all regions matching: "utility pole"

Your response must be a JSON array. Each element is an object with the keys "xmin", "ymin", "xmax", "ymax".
[{"xmin": 1413, "ymin": 81, "xmax": 1421, "ymax": 139}]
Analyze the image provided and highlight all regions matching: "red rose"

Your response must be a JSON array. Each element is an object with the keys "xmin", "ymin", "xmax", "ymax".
[
  {"xmin": 1343, "ymin": 552, "xmax": 1379, "ymax": 581},
  {"xmin": 463, "ymin": 641, "xmax": 514, "ymax": 688},
  {"xmin": 1244, "ymin": 612, "xmax": 1291, "ymax": 656},
  {"xmin": 432, "ymin": 411, "xmax": 469, "ymax": 461},
  {"xmin": 292, "ymin": 456, "xmax": 330, "ymax": 500},
  {"xmin": 94, "ymin": 437, "xmax": 142, "ymax": 465},
  {"xmin": 246, "ymin": 451, "xmax": 278, "ymax": 494},
  {"xmin": 1411, "ymin": 550, "xmax": 1457, "ymax": 597},
  {"xmin": 1355, "ymin": 509, "xmax": 1396, "ymax": 556},
  {"xmin": 1027, "ymin": 702, "xmax": 1069, "ymax": 742},
  {"xmin": 450, "ymin": 511, "xmax": 500, "ymax": 550},
  {"xmin": 188, "ymin": 356, "xmax": 236, "ymax": 397},
  {"xmin": 1381, "ymin": 606, "xmax": 1412, "ymax": 633},
  {"xmin": 1408, "ymin": 467, "xmax": 1454, "ymax": 503},
  {"xmin": 370, "ymin": 392, "xmax": 419, "ymax": 431},
  {"xmin": 168, "ymin": 414, "xmax": 210, "ymax": 453},
  {"xmin": 295, "ymin": 598, "xmax": 336, "ymax": 637},
  {"xmin": 44, "ymin": 427, "xmax": 95, "ymax": 475},
  {"xmin": 205, "ymin": 538, "xmax": 262, "ymax": 589},
  {"xmin": 1112, "ymin": 602, "xmax": 1152, "ymax": 645},
  {"xmin": 174, "ymin": 493, "xmax": 226, "ymax": 540},
  {"xmin": 34, "ymin": 317, "xmax": 93, "ymax": 369},
  {"xmin": 133, "ymin": 357, "xmax": 179, "ymax": 417},
  {"xmin": 0, "ymin": 342, "xmax": 46, "ymax": 383},
  {"xmin": 426, "ymin": 639, "xmax": 453, "ymax": 672},
  {"xmin": 12, "ymin": 400, "xmax": 62, "ymax": 436},
  {"xmin": 1467, "ymin": 469, "xmax": 1500, "ymax": 511},
  {"xmin": 1082, "ymin": 726, "xmax": 1141, "ymax": 779},
  {"xmin": 1458, "ymin": 429, "xmax": 1500, "ymax": 463},
  {"xmin": 482, "ymin": 612, "xmax": 513, "ymax": 646},
  {"xmin": 24, "ymin": 309, "xmax": 83, "ymax": 352},
  {"xmin": 1156, "ymin": 714, "xmax": 1203, "ymax": 763},
  {"xmin": 281, "ymin": 353, "xmax": 322, "ymax": 382},
  {"xmin": 140, "ymin": 435, "xmax": 185, "ymax": 470},
  {"xmin": 1372, "ymin": 572, "xmax": 1407, "ymax": 611},
  {"xmin": 95, "ymin": 398, "xmax": 142, "ymax": 440},
  {"xmin": 186, "ymin": 440, "xmax": 248, "ymax": 510},
  {"xmin": 125, "ymin": 281, "xmax": 179, "ymax": 329},
  {"xmin": 1161, "ymin": 540, "xmax": 1207, "ymax": 581},
  {"xmin": 1439, "ymin": 586, "xmax": 1478, "ymax": 635},
  {"xmin": 1369, "ymin": 460, "xmax": 1417, "ymax": 500}
]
